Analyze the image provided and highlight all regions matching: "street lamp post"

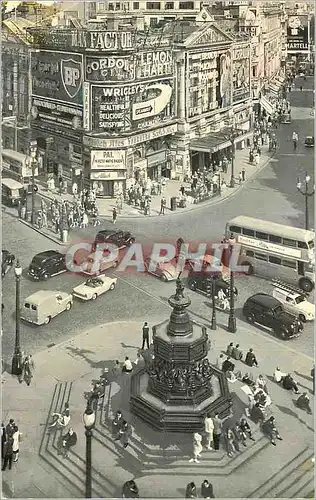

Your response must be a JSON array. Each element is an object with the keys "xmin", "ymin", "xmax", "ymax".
[
  {"xmin": 29, "ymin": 140, "xmax": 38, "ymax": 225},
  {"xmin": 227, "ymin": 245, "xmax": 237, "ymax": 333},
  {"xmin": 11, "ymin": 260, "xmax": 23, "ymax": 376},
  {"xmin": 211, "ymin": 276, "xmax": 217, "ymax": 330},
  {"xmin": 83, "ymin": 399, "xmax": 96, "ymax": 498},
  {"xmin": 297, "ymin": 172, "xmax": 315, "ymax": 230},
  {"xmin": 229, "ymin": 128, "xmax": 239, "ymax": 188}
]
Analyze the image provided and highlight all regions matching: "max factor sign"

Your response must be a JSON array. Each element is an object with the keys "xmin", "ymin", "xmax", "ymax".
[{"xmin": 72, "ymin": 31, "xmax": 133, "ymax": 51}]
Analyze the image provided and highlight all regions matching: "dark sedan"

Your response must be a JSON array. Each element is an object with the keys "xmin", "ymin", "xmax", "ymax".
[
  {"xmin": 93, "ymin": 230, "xmax": 135, "ymax": 249},
  {"xmin": 28, "ymin": 250, "xmax": 67, "ymax": 280},
  {"xmin": 187, "ymin": 274, "xmax": 238, "ymax": 297},
  {"xmin": 2, "ymin": 249, "xmax": 15, "ymax": 277},
  {"xmin": 304, "ymin": 136, "xmax": 314, "ymax": 147}
]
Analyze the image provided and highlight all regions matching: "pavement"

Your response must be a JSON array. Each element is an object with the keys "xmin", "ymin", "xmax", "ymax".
[
  {"xmin": 2, "ymin": 317, "xmax": 314, "ymax": 498},
  {"xmin": 35, "ymin": 141, "xmax": 274, "ymax": 221}
]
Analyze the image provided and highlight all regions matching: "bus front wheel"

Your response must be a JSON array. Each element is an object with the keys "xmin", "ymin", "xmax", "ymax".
[{"xmin": 299, "ymin": 277, "xmax": 314, "ymax": 293}]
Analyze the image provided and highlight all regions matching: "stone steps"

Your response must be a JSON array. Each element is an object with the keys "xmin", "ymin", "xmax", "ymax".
[{"xmin": 246, "ymin": 446, "xmax": 314, "ymax": 498}]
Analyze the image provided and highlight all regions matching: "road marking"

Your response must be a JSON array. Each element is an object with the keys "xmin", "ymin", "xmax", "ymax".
[
  {"xmin": 279, "ymin": 154, "xmax": 308, "ymax": 156},
  {"xmin": 114, "ymin": 274, "xmax": 313, "ymax": 362}
]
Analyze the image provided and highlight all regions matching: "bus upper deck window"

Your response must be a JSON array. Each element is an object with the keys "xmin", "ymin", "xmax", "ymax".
[
  {"xmin": 229, "ymin": 225, "xmax": 241, "ymax": 234},
  {"xmin": 308, "ymin": 240, "xmax": 315, "ymax": 249},
  {"xmin": 269, "ymin": 234, "xmax": 282, "ymax": 244},
  {"xmin": 256, "ymin": 231, "xmax": 269, "ymax": 240},
  {"xmin": 282, "ymin": 238, "xmax": 297, "ymax": 247},
  {"xmin": 243, "ymin": 228, "xmax": 254, "ymax": 237},
  {"xmin": 298, "ymin": 241, "xmax": 308, "ymax": 249}
]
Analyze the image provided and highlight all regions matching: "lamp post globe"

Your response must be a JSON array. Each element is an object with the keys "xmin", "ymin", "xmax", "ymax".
[
  {"xmin": 11, "ymin": 260, "xmax": 23, "ymax": 376},
  {"xmin": 83, "ymin": 401, "xmax": 95, "ymax": 498}
]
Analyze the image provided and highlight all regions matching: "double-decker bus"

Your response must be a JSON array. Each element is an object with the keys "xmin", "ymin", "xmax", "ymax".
[{"xmin": 225, "ymin": 216, "xmax": 315, "ymax": 292}]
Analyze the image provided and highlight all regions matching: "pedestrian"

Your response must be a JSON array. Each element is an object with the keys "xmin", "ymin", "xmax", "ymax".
[
  {"xmin": 23, "ymin": 354, "xmax": 35, "ymax": 386},
  {"xmin": 216, "ymin": 353, "xmax": 224, "ymax": 370},
  {"xmin": 112, "ymin": 410, "xmax": 124, "ymax": 438},
  {"xmin": 61, "ymin": 427, "xmax": 77, "ymax": 458},
  {"xmin": 282, "ymin": 373, "xmax": 300, "ymax": 394},
  {"xmin": 201, "ymin": 479, "xmax": 214, "ymax": 498},
  {"xmin": 239, "ymin": 418, "xmax": 255, "ymax": 442},
  {"xmin": 226, "ymin": 342, "xmax": 234, "ymax": 356},
  {"xmin": 141, "ymin": 322, "xmax": 150, "ymax": 350},
  {"xmin": 12, "ymin": 425, "xmax": 22, "ymax": 463},
  {"xmin": 5, "ymin": 419, "xmax": 15, "ymax": 436},
  {"xmin": 213, "ymin": 414, "xmax": 222, "ymax": 451},
  {"xmin": 112, "ymin": 207, "xmax": 117, "ymax": 224},
  {"xmin": 204, "ymin": 413, "xmax": 214, "ymax": 450},
  {"xmin": 249, "ymin": 402, "xmax": 265, "ymax": 425},
  {"xmin": 256, "ymin": 374, "xmax": 268, "ymax": 393},
  {"xmin": 180, "ymin": 185, "xmax": 185, "ymax": 196},
  {"xmin": 122, "ymin": 480, "xmax": 139, "ymax": 498},
  {"xmin": 189, "ymin": 432, "xmax": 203, "ymax": 463},
  {"xmin": 186, "ymin": 482, "xmax": 197, "ymax": 498},
  {"xmin": 81, "ymin": 211, "xmax": 89, "ymax": 228},
  {"xmin": 222, "ymin": 356, "xmax": 235, "ymax": 373},
  {"xmin": 116, "ymin": 420, "xmax": 131, "ymax": 448},
  {"xmin": 159, "ymin": 196, "xmax": 166, "ymax": 215},
  {"xmin": 238, "ymin": 172, "xmax": 243, "ymax": 184},
  {"xmin": 226, "ymin": 428, "xmax": 236, "ymax": 457},
  {"xmin": 231, "ymin": 343, "xmax": 243, "ymax": 361},
  {"xmin": 295, "ymin": 392, "xmax": 312, "ymax": 414},
  {"xmin": 112, "ymin": 360, "xmax": 121, "ymax": 378},
  {"xmin": 122, "ymin": 356, "xmax": 133, "ymax": 373},
  {"xmin": 242, "ymin": 168, "xmax": 246, "ymax": 181},
  {"xmin": 262, "ymin": 416, "xmax": 283, "ymax": 446},
  {"xmin": 300, "ymin": 85, "xmax": 303, "ymax": 92},
  {"xmin": 245, "ymin": 348, "xmax": 258, "ymax": 367},
  {"xmin": 2, "ymin": 434, "xmax": 14, "ymax": 471},
  {"xmin": 274, "ymin": 366, "xmax": 286, "ymax": 383},
  {"xmin": 311, "ymin": 366, "xmax": 315, "ymax": 395}
]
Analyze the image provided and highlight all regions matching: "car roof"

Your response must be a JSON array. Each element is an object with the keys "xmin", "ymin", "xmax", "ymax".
[
  {"xmin": 249, "ymin": 293, "xmax": 282, "ymax": 308},
  {"xmin": 96, "ymin": 230, "xmax": 117, "ymax": 237},
  {"xmin": 24, "ymin": 290, "xmax": 63, "ymax": 305},
  {"xmin": 33, "ymin": 250, "xmax": 61, "ymax": 259}
]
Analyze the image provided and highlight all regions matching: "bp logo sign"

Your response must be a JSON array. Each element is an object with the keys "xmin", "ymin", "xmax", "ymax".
[{"xmin": 61, "ymin": 59, "xmax": 83, "ymax": 99}]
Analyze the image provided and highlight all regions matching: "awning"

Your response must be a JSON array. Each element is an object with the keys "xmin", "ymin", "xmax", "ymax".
[
  {"xmin": 260, "ymin": 96, "xmax": 274, "ymax": 116},
  {"xmin": 190, "ymin": 129, "xmax": 253, "ymax": 154},
  {"xmin": 268, "ymin": 83, "xmax": 279, "ymax": 95},
  {"xmin": 146, "ymin": 150, "xmax": 166, "ymax": 167}
]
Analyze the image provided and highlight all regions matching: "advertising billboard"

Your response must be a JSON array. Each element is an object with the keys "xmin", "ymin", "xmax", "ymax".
[
  {"xmin": 85, "ymin": 50, "xmax": 174, "ymax": 82},
  {"xmin": 31, "ymin": 51, "xmax": 83, "ymax": 104},
  {"xmin": 287, "ymin": 15, "xmax": 309, "ymax": 52},
  {"xmin": 91, "ymin": 150, "xmax": 125, "ymax": 170},
  {"xmin": 232, "ymin": 45, "xmax": 251, "ymax": 103},
  {"xmin": 30, "ymin": 97, "xmax": 83, "ymax": 130},
  {"xmin": 91, "ymin": 78, "xmax": 175, "ymax": 133}
]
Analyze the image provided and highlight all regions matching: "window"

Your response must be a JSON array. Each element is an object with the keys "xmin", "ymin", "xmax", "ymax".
[
  {"xmin": 179, "ymin": 1, "xmax": 194, "ymax": 8},
  {"xmin": 308, "ymin": 240, "xmax": 314, "ymax": 249},
  {"xmin": 166, "ymin": 1, "xmax": 174, "ymax": 7},
  {"xmin": 190, "ymin": 91, "xmax": 199, "ymax": 108},
  {"xmin": 269, "ymin": 255, "xmax": 281, "ymax": 265},
  {"xmin": 146, "ymin": 1, "xmax": 161, "ymax": 8},
  {"xmin": 25, "ymin": 303, "xmax": 30, "ymax": 308},
  {"xmin": 98, "ymin": 2, "xmax": 105, "ymax": 9},
  {"xmin": 115, "ymin": 2, "xmax": 121, "ymax": 9},
  {"xmin": 256, "ymin": 231, "xmax": 268, "ymax": 240},
  {"xmin": 243, "ymin": 228, "xmax": 254, "ymax": 237},
  {"xmin": 246, "ymin": 250, "xmax": 254, "ymax": 257},
  {"xmin": 269, "ymin": 234, "xmax": 282, "ymax": 244},
  {"xmin": 282, "ymin": 259, "xmax": 297, "ymax": 269},
  {"xmin": 229, "ymin": 225, "xmax": 241, "ymax": 234},
  {"xmin": 31, "ymin": 304, "xmax": 37, "ymax": 310},
  {"xmin": 108, "ymin": 2, "xmax": 114, "ymax": 9},
  {"xmin": 133, "ymin": 1, "xmax": 139, "ymax": 7},
  {"xmin": 282, "ymin": 238, "xmax": 297, "ymax": 248},
  {"xmin": 149, "ymin": 17, "xmax": 158, "ymax": 26},
  {"xmin": 298, "ymin": 241, "xmax": 308, "ymax": 249},
  {"xmin": 254, "ymin": 252, "xmax": 268, "ymax": 261}
]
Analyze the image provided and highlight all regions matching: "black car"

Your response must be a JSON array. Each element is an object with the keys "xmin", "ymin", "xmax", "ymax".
[
  {"xmin": 304, "ymin": 136, "xmax": 314, "ymax": 147},
  {"xmin": 243, "ymin": 293, "xmax": 303, "ymax": 340},
  {"xmin": 2, "ymin": 250, "xmax": 15, "ymax": 277},
  {"xmin": 187, "ymin": 274, "xmax": 238, "ymax": 297},
  {"xmin": 93, "ymin": 230, "xmax": 135, "ymax": 249},
  {"xmin": 28, "ymin": 250, "xmax": 67, "ymax": 280}
]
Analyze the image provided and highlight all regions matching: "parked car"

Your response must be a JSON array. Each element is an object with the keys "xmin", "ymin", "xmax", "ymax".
[
  {"xmin": 188, "ymin": 274, "xmax": 238, "ymax": 297},
  {"xmin": 243, "ymin": 293, "xmax": 304, "ymax": 340},
  {"xmin": 28, "ymin": 250, "xmax": 67, "ymax": 280},
  {"xmin": 144, "ymin": 257, "xmax": 179, "ymax": 281},
  {"xmin": 21, "ymin": 290, "xmax": 73, "ymax": 325},
  {"xmin": 73, "ymin": 276, "xmax": 117, "ymax": 300},
  {"xmin": 2, "ymin": 249, "xmax": 15, "ymax": 277},
  {"xmin": 272, "ymin": 286, "xmax": 315, "ymax": 322},
  {"xmin": 304, "ymin": 136, "xmax": 314, "ymax": 147},
  {"xmin": 93, "ymin": 230, "xmax": 135, "ymax": 249},
  {"xmin": 280, "ymin": 113, "xmax": 291, "ymax": 124}
]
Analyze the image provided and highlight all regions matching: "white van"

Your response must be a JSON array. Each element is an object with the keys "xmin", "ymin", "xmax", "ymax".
[{"xmin": 21, "ymin": 290, "xmax": 73, "ymax": 325}]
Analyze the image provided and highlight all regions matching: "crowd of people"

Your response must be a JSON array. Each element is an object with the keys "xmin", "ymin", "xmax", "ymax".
[{"xmin": 1, "ymin": 419, "xmax": 22, "ymax": 471}]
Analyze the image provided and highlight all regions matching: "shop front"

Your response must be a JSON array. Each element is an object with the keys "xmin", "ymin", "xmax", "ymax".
[{"xmin": 90, "ymin": 149, "xmax": 126, "ymax": 197}]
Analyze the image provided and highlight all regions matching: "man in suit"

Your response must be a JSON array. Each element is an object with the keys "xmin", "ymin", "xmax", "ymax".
[
  {"xmin": 226, "ymin": 342, "xmax": 234, "ymax": 356},
  {"xmin": 245, "ymin": 348, "xmax": 258, "ymax": 367},
  {"xmin": 222, "ymin": 357, "xmax": 235, "ymax": 373},
  {"xmin": 201, "ymin": 479, "xmax": 214, "ymax": 498},
  {"xmin": 141, "ymin": 322, "xmax": 150, "ymax": 350}
]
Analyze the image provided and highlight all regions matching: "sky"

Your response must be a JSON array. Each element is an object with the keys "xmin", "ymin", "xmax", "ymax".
[{"xmin": 6, "ymin": 1, "xmax": 55, "ymax": 12}]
